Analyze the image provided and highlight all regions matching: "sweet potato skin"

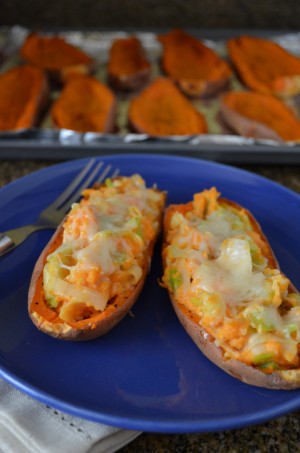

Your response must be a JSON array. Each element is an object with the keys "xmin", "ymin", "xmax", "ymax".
[
  {"xmin": 0, "ymin": 65, "xmax": 50, "ymax": 131},
  {"xmin": 158, "ymin": 29, "xmax": 232, "ymax": 98},
  {"xmin": 20, "ymin": 33, "xmax": 94, "ymax": 85},
  {"xmin": 28, "ymin": 186, "xmax": 166, "ymax": 341},
  {"xmin": 108, "ymin": 36, "xmax": 151, "ymax": 91},
  {"xmin": 51, "ymin": 76, "xmax": 116, "ymax": 133},
  {"xmin": 220, "ymin": 91, "xmax": 300, "ymax": 142},
  {"xmin": 163, "ymin": 198, "xmax": 300, "ymax": 389},
  {"xmin": 228, "ymin": 35, "xmax": 300, "ymax": 98},
  {"xmin": 128, "ymin": 77, "xmax": 208, "ymax": 136},
  {"xmin": 220, "ymin": 100, "xmax": 282, "ymax": 142}
]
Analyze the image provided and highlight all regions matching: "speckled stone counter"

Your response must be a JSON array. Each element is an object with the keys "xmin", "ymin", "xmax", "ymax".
[
  {"xmin": 1, "ymin": 158, "xmax": 300, "ymax": 452},
  {"xmin": 2, "ymin": 0, "xmax": 300, "ymax": 31}
]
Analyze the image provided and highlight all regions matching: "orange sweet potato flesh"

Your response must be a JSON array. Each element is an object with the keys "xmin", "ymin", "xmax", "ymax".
[
  {"xmin": 51, "ymin": 75, "xmax": 116, "ymax": 133},
  {"xmin": 20, "ymin": 33, "xmax": 94, "ymax": 84},
  {"xmin": 108, "ymin": 36, "xmax": 151, "ymax": 91},
  {"xmin": 128, "ymin": 77, "xmax": 207, "ymax": 136},
  {"xmin": 158, "ymin": 29, "xmax": 232, "ymax": 98},
  {"xmin": 220, "ymin": 91, "xmax": 300, "ymax": 142},
  {"xmin": 0, "ymin": 64, "xmax": 49, "ymax": 131},
  {"xmin": 228, "ymin": 35, "xmax": 300, "ymax": 98}
]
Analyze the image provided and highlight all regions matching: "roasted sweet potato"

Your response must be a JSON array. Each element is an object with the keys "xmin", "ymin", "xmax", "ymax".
[
  {"xmin": 107, "ymin": 36, "xmax": 151, "ymax": 91},
  {"xmin": 20, "ymin": 32, "xmax": 94, "ymax": 85},
  {"xmin": 162, "ymin": 187, "xmax": 300, "ymax": 389},
  {"xmin": 158, "ymin": 29, "xmax": 232, "ymax": 98},
  {"xmin": 0, "ymin": 64, "xmax": 49, "ymax": 131},
  {"xmin": 28, "ymin": 174, "xmax": 166, "ymax": 341},
  {"xmin": 220, "ymin": 91, "xmax": 300, "ymax": 142},
  {"xmin": 128, "ymin": 77, "xmax": 207, "ymax": 136},
  {"xmin": 228, "ymin": 35, "xmax": 300, "ymax": 98},
  {"xmin": 51, "ymin": 75, "xmax": 116, "ymax": 133}
]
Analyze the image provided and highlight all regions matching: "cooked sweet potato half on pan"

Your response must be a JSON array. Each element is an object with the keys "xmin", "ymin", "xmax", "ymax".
[
  {"xmin": 228, "ymin": 35, "xmax": 300, "ymax": 98},
  {"xmin": 107, "ymin": 36, "xmax": 151, "ymax": 91},
  {"xmin": 20, "ymin": 32, "xmax": 94, "ymax": 84},
  {"xmin": 220, "ymin": 91, "xmax": 300, "ymax": 142},
  {"xmin": 158, "ymin": 29, "xmax": 232, "ymax": 98},
  {"xmin": 0, "ymin": 64, "xmax": 49, "ymax": 131},
  {"xmin": 51, "ymin": 75, "xmax": 116, "ymax": 133},
  {"xmin": 28, "ymin": 174, "xmax": 166, "ymax": 340},
  {"xmin": 162, "ymin": 187, "xmax": 300, "ymax": 389},
  {"xmin": 128, "ymin": 77, "xmax": 207, "ymax": 136}
]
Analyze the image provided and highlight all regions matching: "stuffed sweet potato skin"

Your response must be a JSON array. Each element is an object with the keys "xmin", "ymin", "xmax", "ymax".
[
  {"xmin": 107, "ymin": 36, "xmax": 151, "ymax": 91},
  {"xmin": 162, "ymin": 197, "xmax": 300, "ymax": 389},
  {"xmin": 220, "ymin": 91, "xmax": 300, "ymax": 142},
  {"xmin": 28, "ymin": 178, "xmax": 166, "ymax": 341}
]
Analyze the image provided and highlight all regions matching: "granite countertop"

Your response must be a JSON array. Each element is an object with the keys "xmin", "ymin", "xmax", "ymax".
[
  {"xmin": 1, "ymin": 158, "xmax": 300, "ymax": 452},
  {"xmin": 2, "ymin": 0, "xmax": 300, "ymax": 31}
]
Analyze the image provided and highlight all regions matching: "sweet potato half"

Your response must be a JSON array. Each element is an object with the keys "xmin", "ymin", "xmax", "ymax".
[
  {"xmin": 220, "ymin": 91, "xmax": 300, "ymax": 142},
  {"xmin": 158, "ymin": 29, "xmax": 232, "ymax": 98},
  {"xmin": 0, "ymin": 64, "xmax": 49, "ymax": 131},
  {"xmin": 162, "ymin": 187, "xmax": 300, "ymax": 389},
  {"xmin": 128, "ymin": 77, "xmax": 207, "ymax": 136},
  {"xmin": 28, "ymin": 174, "xmax": 166, "ymax": 341},
  {"xmin": 51, "ymin": 75, "xmax": 116, "ymax": 133},
  {"xmin": 20, "ymin": 33, "xmax": 94, "ymax": 85},
  {"xmin": 107, "ymin": 36, "xmax": 151, "ymax": 91},
  {"xmin": 228, "ymin": 35, "xmax": 300, "ymax": 98}
]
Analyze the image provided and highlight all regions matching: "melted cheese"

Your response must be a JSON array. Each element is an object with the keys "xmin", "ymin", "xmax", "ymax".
[{"xmin": 192, "ymin": 239, "xmax": 269, "ymax": 306}]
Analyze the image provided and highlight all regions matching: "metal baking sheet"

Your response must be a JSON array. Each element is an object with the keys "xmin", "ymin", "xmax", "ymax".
[{"xmin": 1, "ymin": 26, "xmax": 300, "ymax": 163}]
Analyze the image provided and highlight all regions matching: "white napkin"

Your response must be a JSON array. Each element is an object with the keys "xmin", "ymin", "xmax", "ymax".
[{"xmin": 0, "ymin": 379, "xmax": 141, "ymax": 453}]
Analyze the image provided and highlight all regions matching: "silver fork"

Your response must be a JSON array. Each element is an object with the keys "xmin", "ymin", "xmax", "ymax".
[{"xmin": 0, "ymin": 159, "xmax": 119, "ymax": 257}]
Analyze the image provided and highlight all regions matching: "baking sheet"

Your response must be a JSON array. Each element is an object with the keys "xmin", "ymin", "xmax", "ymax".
[{"xmin": 1, "ymin": 26, "xmax": 300, "ymax": 163}]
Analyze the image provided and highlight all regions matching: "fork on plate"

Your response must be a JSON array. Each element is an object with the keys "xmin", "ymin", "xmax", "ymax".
[{"xmin": 0, "ymin": 159, "xmax": 119, "ymax": 257}]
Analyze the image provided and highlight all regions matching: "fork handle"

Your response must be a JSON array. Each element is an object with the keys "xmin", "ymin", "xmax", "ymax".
[{"xmin": 0, "ymin": 224, "xmax": 54, "ymax": 257}]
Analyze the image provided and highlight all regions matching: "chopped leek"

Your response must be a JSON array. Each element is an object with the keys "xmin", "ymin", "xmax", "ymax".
[{"xmin": 168, "ymin": 268, "xmax": 182, "ymax": 292}]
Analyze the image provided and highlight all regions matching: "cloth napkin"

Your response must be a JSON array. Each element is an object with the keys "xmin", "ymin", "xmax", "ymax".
[{"xmin": 0, "ymin": 379, "xmax": 141, "ymax": 453}]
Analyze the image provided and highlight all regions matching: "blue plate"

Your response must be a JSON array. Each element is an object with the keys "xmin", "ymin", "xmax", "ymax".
[{"xmin": 0, "ymin": 154, "xmax": 300, "ymax": 433}]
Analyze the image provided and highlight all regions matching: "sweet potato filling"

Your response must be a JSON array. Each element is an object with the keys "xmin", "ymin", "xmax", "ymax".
[
  {"xmin": 158, "ymin": 29, "xmax": 232, "ymax": 97},
  {"xmin": 128, "ymin": 77, "xmax": 207, "ymax": 135},
  {"xmin": 0, "ymin": 65, "xmax": 48, "ymax": 131},
  {"xmin": 221, "ymin": 91, "xmax": 300, "ymax": 141},
  {"xmin": 228, "ymin": 35, "xmax": 300, "ymax": 97},
  {"xmin": 51, "ymin": 75, "xmax": 116, "ymax": 132}
]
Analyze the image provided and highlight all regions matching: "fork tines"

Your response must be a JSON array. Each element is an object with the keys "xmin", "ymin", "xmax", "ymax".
[{"xmin": 50, "ymin": 159, "xmax": 119, "ymax": 213}]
